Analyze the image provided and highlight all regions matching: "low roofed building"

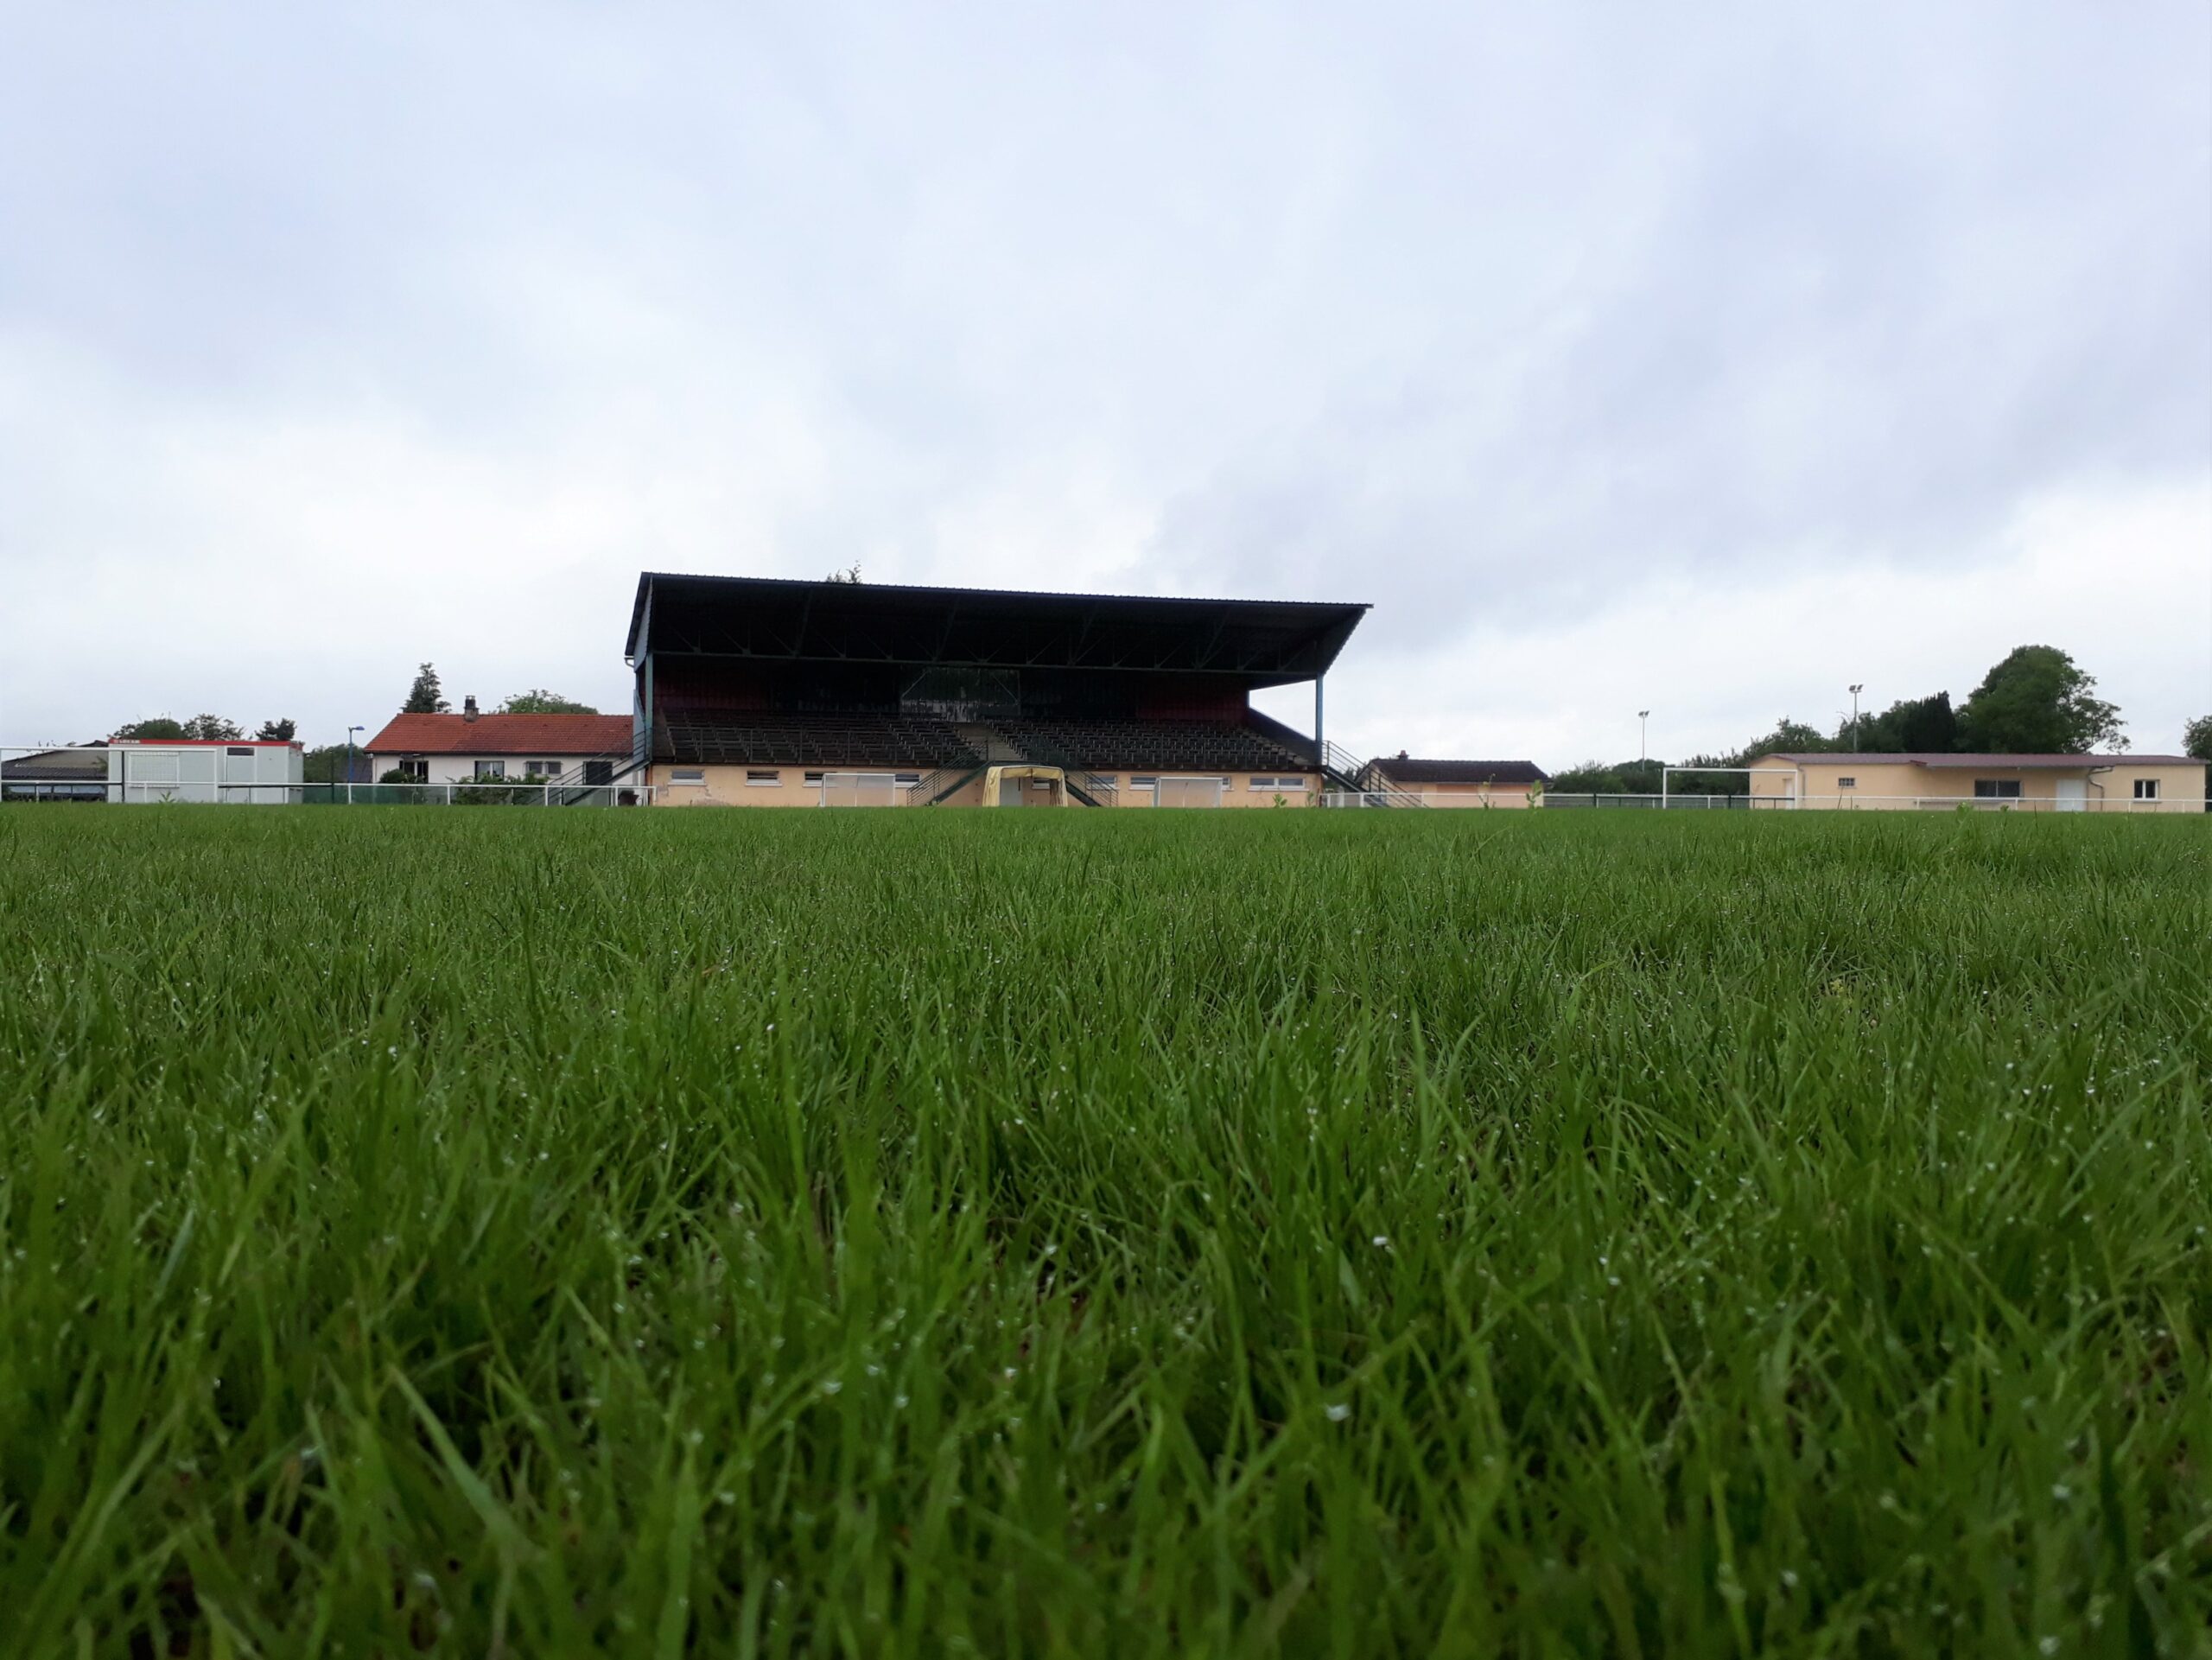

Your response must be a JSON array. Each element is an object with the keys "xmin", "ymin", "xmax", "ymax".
[
  {"xmin": 1361, "ymin": 754, "xmax": 1549, "ymax": 807},
  {"xmin": 1746, "ymin": 752, "xmax": 2205, "ymax": 811}
]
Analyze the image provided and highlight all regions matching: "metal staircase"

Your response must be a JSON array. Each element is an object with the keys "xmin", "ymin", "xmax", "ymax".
[
  {"xmin": 550, "ymin": 735, "xmax": 651, "ymax": 805},
  {"xmin": 1319, "ymin": 741, "xmax": 1427, "ymax": 807}
]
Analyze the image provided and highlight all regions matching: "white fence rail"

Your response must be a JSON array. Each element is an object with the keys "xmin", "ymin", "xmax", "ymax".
[{"xmin": 1542, "ymin": 792, "xmax": 2199, "ymax": 814}]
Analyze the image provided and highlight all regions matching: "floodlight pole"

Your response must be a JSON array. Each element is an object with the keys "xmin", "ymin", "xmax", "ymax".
[
  {"xmin": 1847, "ymin": 684, "xmax": 1863, "ymax": 751},
  {"xmin": 346, "ymin": 725, "xmax": 364, "ymax": 805},
  {"xmin": 1638, "ymin": 710, "xmax": 1650, "ymax": 764}
]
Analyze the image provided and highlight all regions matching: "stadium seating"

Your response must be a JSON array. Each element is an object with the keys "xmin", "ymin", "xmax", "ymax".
[
  {"xmin": 656, "ymin": 710, "xmax": 981, "ymax": 769},
  {"xmin": 990, "ymin": 718, "xmax": 1313, "ymax": 774}
]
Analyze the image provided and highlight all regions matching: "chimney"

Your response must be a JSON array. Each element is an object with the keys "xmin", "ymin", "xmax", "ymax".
[{"xmin": 463, "ymin": 695, "xmax": 479, "ymax": 723}]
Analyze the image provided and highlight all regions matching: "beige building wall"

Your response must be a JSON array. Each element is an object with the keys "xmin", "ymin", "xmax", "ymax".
[
  {"xmin": 1747, "ymin": 755, "xmax": 2205, "ymax": 812},
  {"xmin": 1096, "ymin": 772, "xmax": 1319, "ymax": 808},
  {"xmin": 1404, "ymin": 782, "xmax": 1541, "ymax": 809},
  {"xmin": 645, "ymin": 764, "xmax": 1322, "ymax": 808}
]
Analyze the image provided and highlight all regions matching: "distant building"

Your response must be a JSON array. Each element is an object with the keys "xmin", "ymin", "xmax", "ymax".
[
  {"xmin": 363, "ymin": 708, "xmax": 637, "ymax": 786},
  {"xmin": 0, "ymin": 741, "xmax": 303, "ymax": 804},
  {"xmin": 2, "ymin": 746, "xmax": 109, "ymax": 802},
  {"xmin": 624, "ymin": 574, "xmax": 1365, "ymax": 806},
  {"xmin": 1746, "ymin": 753, "xmax": 2205, "ymax": 811},
  {"xmin": 1361, "ymin": 755, "xmax": 1549, "ymax": 808}
]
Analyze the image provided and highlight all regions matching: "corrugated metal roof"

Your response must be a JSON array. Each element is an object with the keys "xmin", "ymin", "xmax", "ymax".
[{"xmin": 1370, "ymin": 757, "xmax": 1549, "ymax": 785}]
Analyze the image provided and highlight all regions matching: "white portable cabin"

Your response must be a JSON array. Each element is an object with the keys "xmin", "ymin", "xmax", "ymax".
[{"xmin": 106, "ymin": 740, "xmax": 304, "ymax": 805}]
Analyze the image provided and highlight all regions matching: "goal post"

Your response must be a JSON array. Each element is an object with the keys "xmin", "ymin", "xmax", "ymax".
[
  {"xmin": 1152, "ymin": 775, "xmax": 1226, "ymax": 809},
  {"xmin": 1659, "ymin": 766, "xmax": 1800, "ymax": 809},
  {"xmin": 817, "ymin": 772, "xmax": 910, "ymax": 807}
]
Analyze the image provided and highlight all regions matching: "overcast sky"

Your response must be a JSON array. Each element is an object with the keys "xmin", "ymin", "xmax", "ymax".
[{"xmin": 3, "ymin": 3, "xmax": 2208, "ymax": 762}]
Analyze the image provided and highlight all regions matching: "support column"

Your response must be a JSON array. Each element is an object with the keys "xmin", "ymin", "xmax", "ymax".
[{"xmin": 1313, "ymin": 674, "xmax": 1325, "ymax": 771}]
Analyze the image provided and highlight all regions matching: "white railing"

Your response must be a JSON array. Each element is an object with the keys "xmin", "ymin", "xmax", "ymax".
[
  {"xmin": 1320, "ymin": 789, "xmax": 1431, "ymax": 809},
  {"xmin": 1541, "ymin": 792, "xmax": 2197, "ymax": 814}
]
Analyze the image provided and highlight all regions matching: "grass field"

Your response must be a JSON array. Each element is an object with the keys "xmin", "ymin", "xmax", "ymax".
[{"xmin": 0, "ymin": 806, "xmax": 2206, "ymax": 1657}]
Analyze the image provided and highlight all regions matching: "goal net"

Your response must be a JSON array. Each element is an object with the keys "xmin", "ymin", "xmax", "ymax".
[
  {"xmin": 817, "ymin": 772, "xmax": 907, "ymax": 807},
  {"xmin": 1153, "ymin": 775, "xmax": 1226, "ymax": 809}
]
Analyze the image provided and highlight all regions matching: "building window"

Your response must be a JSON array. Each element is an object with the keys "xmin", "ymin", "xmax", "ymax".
[
  {"xmin": 804, "ymin": 772, "xmax": 826, "ymax": 785},
  {"xmin": 397, "ymin": 757, "xmax": 427, "ymax": 783},
  {"xmin": 227, "ymin": 746, "xmax": 254, "ymax": 758},
  {"xmin": 1836, "ymin": 777, "xmax": 1855, "ymax": 789},
  {"xmin": 671, "ymin": 768, "xmax": 706, "ymax": 785},
  {"xmin": 895, "ymin": 773, "xmax": 921, "ymax": 786},
  {"xmin": 476, "ymin": 759, "xmax": 506, "ymax": 780},
  {"xmin": 746, "ymin": 770, "xmax": 779, "ymax": 786},
  {"xmin": 2134, "ymin": 778, "xmax": 2159, "ymax": 800},
  {"xmin": 1973, "ymin": 779, "xmax": 2022, "ymax": 799},
  {"xmin": 524, "ymin": 759, "xmax": 558, "ymax": 779}
]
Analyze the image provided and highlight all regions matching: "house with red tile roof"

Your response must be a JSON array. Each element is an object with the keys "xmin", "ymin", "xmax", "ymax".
[{"xmin": 363, "ymin": 701, "xmax": 636, "ymax": 787}]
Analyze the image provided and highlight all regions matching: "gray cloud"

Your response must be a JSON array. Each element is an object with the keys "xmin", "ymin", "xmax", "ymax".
[{"xmin": 2, "ymin": 3, "xmax": 2206, "ymax": 755}]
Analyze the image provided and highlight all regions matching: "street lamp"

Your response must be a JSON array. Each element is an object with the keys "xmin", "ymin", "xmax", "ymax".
[
  {"xmin": 1637, "ymin": 710, "xmax": 1650, "ymax": 764},
  {"xmin": 1847, "ymin": 685, "xmax": 1864, "ymax": 751},
  {"xmin": 346, "ymin": 725, "xmax": 364, "ymax": 805}
]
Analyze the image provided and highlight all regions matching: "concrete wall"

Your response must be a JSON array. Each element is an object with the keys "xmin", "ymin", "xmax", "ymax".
[{"xmin": 1748, "ymin": 756, "xmax": 2206, "ymax": 811}]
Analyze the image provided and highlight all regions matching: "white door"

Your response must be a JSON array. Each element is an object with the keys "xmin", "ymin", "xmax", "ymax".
[{"xmin": 2055, "ymin": 778, "xmax": 2086, "ymax": 812}]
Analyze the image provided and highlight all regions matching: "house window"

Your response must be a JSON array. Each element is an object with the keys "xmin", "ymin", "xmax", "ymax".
[
  {"xmin": 1836, "ymin": 777, "xmax": 1855, "ymax": 789},
  {"xmin": 476, "ymin": 759, "xmax": 506, "ymax": 780},
  {"xmin": 745, "ymin": 770, "xmax": 779, "ymax": 786},
  {"xmin": 397, "ymin": 757, "xmax": 427, "ymax": 783},
  {"xmin": 2134, "ymin": 778, "xmax": 2159, "ymax": 800},
  {"xmin": 1973, "ymin": 779, "xmax": 2021, "ymax": 798},
  {"xmin": 524, "ymin": 759, "xmax": 558, "ymax": 779},
  {"xmin": 671, "ymin": 768, "xmax": 706, "ymax": 785}
]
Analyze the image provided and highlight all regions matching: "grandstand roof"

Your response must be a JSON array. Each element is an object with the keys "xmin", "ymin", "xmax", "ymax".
[{"xmin": 626, "ymin": 574, "xmax": 1369, "ymax": 688}]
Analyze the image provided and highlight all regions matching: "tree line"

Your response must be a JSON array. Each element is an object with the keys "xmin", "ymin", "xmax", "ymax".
[{"xmin": 1554, "ymin": 645, "xmax": 2210, "ymax": 796}]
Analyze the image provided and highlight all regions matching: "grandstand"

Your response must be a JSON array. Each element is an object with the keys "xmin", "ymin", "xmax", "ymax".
[{"xmin": 621, "ymin": 574, "xmax": 1369, "ymax": 806}]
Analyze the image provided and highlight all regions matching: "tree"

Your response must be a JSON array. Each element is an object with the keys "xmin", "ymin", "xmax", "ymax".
[
  {"xmin": 1732, "ymin": 719, "xmax": 1829, "ymax": 762},
  {"xmin": 402, "ymin": 663, "xmax": 450, "ymax": 715},
  {"xmin": 256, "ymin": 717, "xmax": 296, "ymax": 741},
  {"xmin": 1547, "ymin": 760, "xmax": 1626, "ymax": 793},
  {"xmin": 2183, "ymin": 715, "xmax": 2212, "ymax": 761},
  {"xmin": 1851, "ymin": 690, "xmax": 1958, "ymax": 754},
  {"xmin": 302, "ymin": 744, "xmax": 354, "ymax": 784},
  {"xmin": 825, "ymin": 563, "xmax": 862, "ymax": 584},
  {"xmin": 498, "ymin": 690, "xmax": 598, "ymax": 715},
  {"xmin": 1957, "ymin": 646, "xmax": 2124, "ymax": 754},
  {"xmin": 109, "ymin": 714, "xmax": 243, "ymax": 741}
]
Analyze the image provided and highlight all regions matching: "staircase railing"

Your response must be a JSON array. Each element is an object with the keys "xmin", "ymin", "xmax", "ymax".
[
  {"xmin": 1319, "ymin": 741, "xmax": 1427, "ymax": 807},
  {"xmin": 551, "ymin": 737, "xmax": 651, "ymax": 805},
  {"xmin": 906, "ymin": 761, "xmax": 988, "ymax": 806}
]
